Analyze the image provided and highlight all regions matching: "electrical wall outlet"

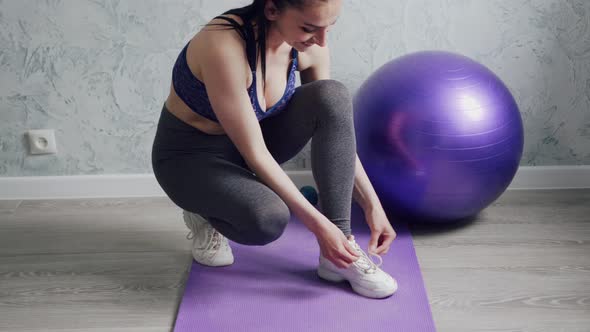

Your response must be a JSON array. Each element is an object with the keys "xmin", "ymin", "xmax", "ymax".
[{"xmin": 27, "ymin": 129, "xmax": 58, "ymax": 155}]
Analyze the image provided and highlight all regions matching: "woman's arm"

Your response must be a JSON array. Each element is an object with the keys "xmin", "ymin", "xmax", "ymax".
[{"xmin": 299, "ymin": 44, "xmax": 331, "ymax": 83}]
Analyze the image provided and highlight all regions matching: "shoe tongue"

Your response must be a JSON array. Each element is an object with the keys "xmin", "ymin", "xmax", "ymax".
[
  {"xmin": 356, "ymin": 254, "xmax": 376, "ymax": 272},
  {"xmin": 347, "ymin": 239, "xmax": 375, "ymax": 271}
]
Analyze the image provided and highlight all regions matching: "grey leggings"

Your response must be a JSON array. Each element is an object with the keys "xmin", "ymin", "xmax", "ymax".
[{"xmin": 152, "ymin": 79, "xmax": 356, "ymax": 245}]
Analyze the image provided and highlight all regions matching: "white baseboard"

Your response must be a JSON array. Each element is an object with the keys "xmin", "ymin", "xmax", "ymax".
[{"xmin": 0, "ymin": 166, "xmax": 588, "ymax": 200}]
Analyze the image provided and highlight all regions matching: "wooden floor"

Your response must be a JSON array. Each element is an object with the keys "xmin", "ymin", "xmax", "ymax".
[{"xmin": 0, "ymin": 189, "xmax": 588, "ymax": 332}]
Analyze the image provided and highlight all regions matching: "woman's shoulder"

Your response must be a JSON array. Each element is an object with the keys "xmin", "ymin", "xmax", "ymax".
[
  {"xmin": 188, "ymin": 14, "xmax": 249, "ymax": 58},
  {"xmin": 206, "ymin": 13, "xmax": 247, "ymax": 30},
  {"xmin": 182, "ymin": 14, "xmax": 251, "ymax": 83},
  {"xmin": 297, "ymin": 44, "xmax": 331, "ymax": 72},
  {"xmin": 193, "ymin": 13, "xmax": 247, "ymax": 44}
]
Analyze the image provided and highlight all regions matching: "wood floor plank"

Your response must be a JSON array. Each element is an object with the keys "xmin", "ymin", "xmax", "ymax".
[
  {"xmin": 0, "ymin": 252, "xmax": 190, "ymax": 331},
  {"xmin": 0, "ymin": 200, "xmax": 21, "ymax": 216},
  {"xmin": 13, "ymin": 197, "xmax": 177, "ymax": 217},
  {"xmin": 0, "ymin": 200, "xmax": 190, "ymax": 256}
]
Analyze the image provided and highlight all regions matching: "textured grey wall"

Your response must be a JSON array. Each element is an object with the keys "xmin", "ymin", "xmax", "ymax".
[{"xmin": 1, "ymin": 0, "xmax": 589, "ymax": 177}]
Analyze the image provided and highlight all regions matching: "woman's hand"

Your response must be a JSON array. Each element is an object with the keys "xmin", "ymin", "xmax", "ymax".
[
  {"xmin": 314, "ymin": 221, "xmax": 360, "ymax": 269},
  {"xmin": 365, "ymin": 205, "xmax": 397, "ymax": 255}
]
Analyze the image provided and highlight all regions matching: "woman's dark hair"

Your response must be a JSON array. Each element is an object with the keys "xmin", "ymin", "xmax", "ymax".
[{"xmin": 206, "ymin": 0, "xmax": 308, "ymax": 87}]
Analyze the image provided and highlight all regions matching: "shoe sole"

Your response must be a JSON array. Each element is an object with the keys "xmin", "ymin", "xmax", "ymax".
[
  {"xmin": 317, "ymin": 265, "xmax": 397, "ymax": 299},
  {"xmin": 192, "ymin": 246, "xmax": 235, "ymax": 267},
  {"xmin": 193, "ymin": 255, "xmax": 235, "ymax": 267},
  {"xmin": 194, "ymin": 259, "xmax": 234, "ymax": 267}
]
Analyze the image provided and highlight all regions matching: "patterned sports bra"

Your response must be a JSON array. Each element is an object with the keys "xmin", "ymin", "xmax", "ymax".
[{"xmin": 171, "ymin": 14, "xmax": 299, "ymax": 123}]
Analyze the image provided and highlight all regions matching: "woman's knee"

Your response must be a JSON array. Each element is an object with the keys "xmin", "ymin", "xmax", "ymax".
[
  {"xmin": 303, "ymin": 79, "xmax": 353, "ymax": 119},
  {"xmin": 244, "ymin": 202, "xmax": 291, "ymax": 245}
]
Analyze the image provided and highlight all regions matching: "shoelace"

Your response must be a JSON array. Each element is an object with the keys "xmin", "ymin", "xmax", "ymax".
[{"xmin": 350, "ymin": 241, "xmax": 383, "ymax": 274}]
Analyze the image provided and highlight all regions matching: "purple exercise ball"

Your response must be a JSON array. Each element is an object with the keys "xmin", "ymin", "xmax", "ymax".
[{"xmin": 354, "ymin": 51, "xmax": 524, "ymax": 222}]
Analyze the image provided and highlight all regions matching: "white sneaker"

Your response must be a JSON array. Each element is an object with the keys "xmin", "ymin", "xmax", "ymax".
[
  {"xmin": 317, "ymin": 235, "xmax": 398, "ymax": 298},
  {"xmin": 183, "ymin": 210, "xmax": 234, "ymax": 267}
]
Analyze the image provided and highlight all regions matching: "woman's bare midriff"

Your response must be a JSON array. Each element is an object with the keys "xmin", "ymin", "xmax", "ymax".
[{"xmin": 165, "ymin": 83, "xmax": 228, "ymax": 136}]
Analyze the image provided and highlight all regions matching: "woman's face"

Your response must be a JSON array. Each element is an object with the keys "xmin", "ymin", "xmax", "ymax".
[{"xmin": 268, "ymin": 0, "xmax": 342, "ymax": 52}]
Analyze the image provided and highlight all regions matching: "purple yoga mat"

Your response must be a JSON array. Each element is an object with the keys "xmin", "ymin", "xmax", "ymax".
[{"xmin": 174, "ymin": 206, "xmax": 436, "ymax": 332}]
